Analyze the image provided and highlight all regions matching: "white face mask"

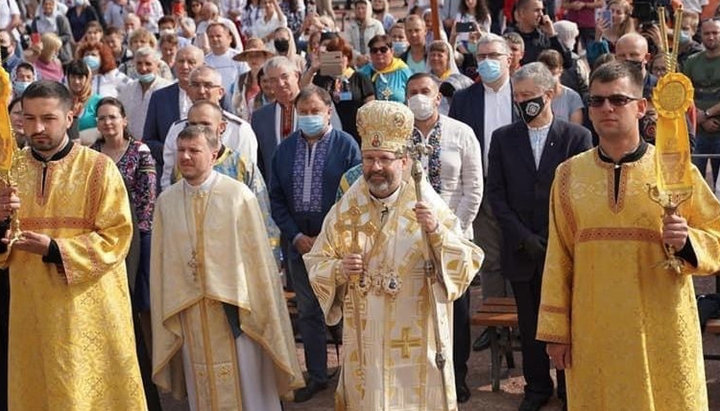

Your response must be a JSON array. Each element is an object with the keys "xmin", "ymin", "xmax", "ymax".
[{"xmin": 407, "ymin": 93, "xmax": 436, "ymax": 121}]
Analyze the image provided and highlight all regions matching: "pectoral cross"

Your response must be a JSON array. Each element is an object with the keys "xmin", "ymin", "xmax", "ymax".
[
  {"xmin": 380, "ymin": 87, "xmax": 393, "ymax": 100},
  {"xmin": 390, "ymin": 327, "xmax": 423, "ymax": 359}
]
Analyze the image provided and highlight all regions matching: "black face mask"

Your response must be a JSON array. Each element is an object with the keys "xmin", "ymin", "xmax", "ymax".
[
  {"xmin": 274, "ymin": 39, "xmax": 290, "ymax": 54},
  {"xmin": 0, "ymin": 46, "xmax": 9, "ymax": 62},
  {"xmin": 515, "ymin": 95, "xmax": 546, "ymax": 124},
  {"xmin": 625, "ymin": 59, "xmax": 644, "ymax": 73},
  {"xmin": 372, "ymin": 7, "xmax": 385, "ymax": 13}
]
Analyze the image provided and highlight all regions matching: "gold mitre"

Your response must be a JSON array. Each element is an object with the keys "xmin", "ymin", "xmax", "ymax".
[{"xmin": 357, "ymin": 101, "xmax": 414, "ymax": 154}]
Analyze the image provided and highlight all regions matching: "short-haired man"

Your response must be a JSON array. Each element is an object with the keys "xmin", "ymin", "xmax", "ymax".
[
  {"xmin": 150, "ymin": 125, "xmax": 303, "ymax": 410},
  {"xmin": 400, "ymin": 14, "xmax": 428, "ymax": 73},
  {"xmin": 487, "ymin": 62, "xmax": 592, "ymax": 411},
  {"xmin": 0, "ymin": 31, "xmax": 20, "ymax": 74},
  {"xmin": 0, "ymin": 81, "xmax": 146, "ymax": 408},
  {"xmin": 538, "ymin": 61, "xmax": 720, "ymax": 410},
  {"xmin": 685, "ymin": 18, "xmax": 720, "ymax": 186},
  {"xmin": 449, "ymin": 33, "xmax": 519, "ymax": 351},
  {"xmin": 118, "ymin": 47, "xmax": 172, "ymax": 142},
  {"xmin": 507, "ymin": 0, "xmax": 571, "ymax": 69},
  {"xmin": 503, "ymin": 32, "xmax": 525, "ymax": 75},
  {"xmin": 204, "ymin": 22, "xmax": 249, "ymax": 107},
  {"xmin": 269, "ymin": 85, "xmax": 361, "ymax": 402},
  {"xmin": 407, "ymin": 72, "xmax": 483, "ymax": 403},
  {"xmin": 144, "ymin": 45, "xmax": 205, "ymax": 174},
  {"xmin": 161, "ymin": 65, "xmax": 258, "ymax": 191}
]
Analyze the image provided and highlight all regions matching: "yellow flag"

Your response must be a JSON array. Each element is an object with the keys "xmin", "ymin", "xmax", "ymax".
[
  {"xmin": 652, "ymin": 73, "xmax": 694, "ymax": 193},
  {"xmin": 0, "ymin": 66, "xmax": 14, "ymax": 171}
]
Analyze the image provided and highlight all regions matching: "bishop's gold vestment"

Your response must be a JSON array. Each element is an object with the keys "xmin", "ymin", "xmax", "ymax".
[
  {"xmin": 151, "ymin": 173, "xmax": 303, "ymax": 410},
  {"xmin": 537, "ymin": 146, "xmax": 720, "ymax": 411},
  {"xmin": 304, "ymin": 178, "xmax": 484, "ymax": 411},
  {"xmin": 0, "ymin": 144, "xmax": 146, "ymax": 410}
]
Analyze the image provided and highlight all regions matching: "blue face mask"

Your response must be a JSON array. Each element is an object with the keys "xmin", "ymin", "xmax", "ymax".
[
  {"xmin": 13, "ymin": 81, "xmax": 30, "ymax": 94},
  {"xmin": 138, "ymin": 73, "xmax": 156, "ymax": 83},
  {"xmin": 392, "ymin": 41, "xmax": 408, "ymax": 55},
  {"xmin": 467, "ymin": 42, "xmax": 478, "ymax": 55},
  {"xmin": 297, "ymin": 114, "xmax": 326, "ymax": 137},
  {"xmin": 679, "ymin": 30, "xmax": 691, "ymax": 44},
  {"xmin": 477, "ymin": 58, "xmax": 502, "ymax": 83},
  {"xmin": 83, "ymin": 55, "xmax": 101, "ymax": 71}
]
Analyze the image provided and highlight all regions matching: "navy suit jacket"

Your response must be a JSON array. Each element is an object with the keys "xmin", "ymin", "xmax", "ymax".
[
  {"xmin": 251, "ymin": 102, "xmax": 279, "ymax": 180},
  {"xmin": 448, "ymin": 81, "xmax": 520, "ymax": 157},
  {"xmin": 486, "ymin": 119, "xmax": 593, "ymax": 282},
  {"xmin": 143, "ymin": 82, "xmax": 181, "ymax": 170}
]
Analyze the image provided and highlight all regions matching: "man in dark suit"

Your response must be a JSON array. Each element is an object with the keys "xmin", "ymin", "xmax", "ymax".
[
  {"xmin": 143, "ymin": 45, "xmax": 204, "ymax": 177},
  {"xmin": 487, "ymin": 62, "xmax": 592, "ymax": 411},
  {"xmin": 252, "ymin": 56, "xmax": 302, "ymax": 180},
  {"xmin": 448, "ymin": 33, "xmax": 518, "ymax": 351}
]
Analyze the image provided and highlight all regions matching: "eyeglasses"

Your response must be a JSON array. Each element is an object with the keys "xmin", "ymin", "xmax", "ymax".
[
  {"xmin": 362, "ymin": 156, "xmax": 400, "ymax": 167},
  {"xmin": 190, "ymin": 82, "xmax": 221, "ymax": 90},
  {"xmin": 588, "ymin": 94, "xmax": 641, "ymax": 107},
  {"xmin": 476, "ymin": 52, "xmax": 507, "ymax": 60},
  {"xmin": 369, "ymin": 45, "xmax": 390, "ymax": 54}
]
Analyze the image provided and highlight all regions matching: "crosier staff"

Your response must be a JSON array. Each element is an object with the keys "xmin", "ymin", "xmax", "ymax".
[{"xmin": 408, "ymin": 142, "xmax": 450, "ymax": 411}]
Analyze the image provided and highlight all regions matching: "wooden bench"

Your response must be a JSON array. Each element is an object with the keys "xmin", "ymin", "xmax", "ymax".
[
  {"xmin": 471, "ymin": 297, "xmax": 519, "ymax": 392},
  {"xmin": 705, "ymin": 319, "xmax": 720, "ymax": 361}
]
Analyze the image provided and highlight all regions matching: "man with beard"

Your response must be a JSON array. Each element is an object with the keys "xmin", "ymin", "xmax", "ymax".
[
  {"xmin": 305, "ymin": 100, "xmax": 483, "ymax": 410},
  {"xmin": 0, "ymin": 81, "xmax": 146, "ymax": 409},
  {"xmin": 685, "ymin": 18, "xmax": 720, "ymax": 186}
]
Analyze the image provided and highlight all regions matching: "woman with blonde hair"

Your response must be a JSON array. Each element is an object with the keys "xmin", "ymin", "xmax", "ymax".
[
  {"xmin": 587, "ymin": 0, "xmax": 635, "ymax": 65},
  {"xmin": 118, "ymin": 28, "xmax": 174, "ymax": 80},
  {"xmin": 32, "ymin": 33, "xmax": 65, "ymax": 82}
]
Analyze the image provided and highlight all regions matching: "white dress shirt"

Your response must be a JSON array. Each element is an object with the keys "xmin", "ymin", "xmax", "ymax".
[
  {"xmin": 161, "ymin": 110, "xmax": 258, "ymax": 190},
  {"xmin": 482, "ymin": 78, "xmax": 512, "ymax": 176},
  {"xmin": 413, "ymin": 115, "xmax": 483, "ymax": 239},
  {"xmin": 117, "ymin": 77, "xmax": 172, "ymax": 141}
]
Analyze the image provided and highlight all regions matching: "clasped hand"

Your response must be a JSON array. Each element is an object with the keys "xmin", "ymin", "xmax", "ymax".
[
  {"xmin": 414, "ymin": 201, "xmax": 439, "ymax": 233},
  {"xmin": 662, "ymin": 213, "xmax": 688, "ymax": 251}
]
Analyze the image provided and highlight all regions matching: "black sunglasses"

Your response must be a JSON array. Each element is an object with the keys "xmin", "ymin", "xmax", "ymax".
[
  {"xmin": 370, "ymin": 45, "xmax": 390, "ymax": 54},
  {"xmin": 588, "ymin": 94, "xmax": 640, "ymax": 108}
]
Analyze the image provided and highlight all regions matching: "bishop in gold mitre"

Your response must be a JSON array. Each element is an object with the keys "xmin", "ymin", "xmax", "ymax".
[{"xmin": 304, "ymin": 101, "xmax": 484, "ymax": 411}]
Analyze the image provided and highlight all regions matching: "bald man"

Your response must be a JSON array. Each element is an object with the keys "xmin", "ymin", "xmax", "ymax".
[
  {"xmin": 615, "ymin": 33, "xmax": 656, "ymax": 99},
  {"xmin": 144, "ymin": 45, "xmax": 206, "ymax": 174}
]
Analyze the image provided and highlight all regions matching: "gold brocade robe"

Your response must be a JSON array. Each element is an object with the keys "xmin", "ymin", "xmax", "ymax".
[
  {"xmin": 0, "ymin": 144, "xmax": 146, "ymax": 410},
  {"xmin": 537, "ymin": 146, "xmax": 720, "ymax": 411},
  {"xmin": 151, "ymin": 173, "xmax": 303, "ymax": 409},
  {"xmin": 304, "ymin": 179, "xmax": 484, "ymax": 411}
]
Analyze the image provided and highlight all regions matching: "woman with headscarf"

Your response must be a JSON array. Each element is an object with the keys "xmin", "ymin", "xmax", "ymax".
[
  {"xmin": 427, "ymin": 40, "xmax": 469, "ymax": 115},
  {"xmin": 31, "ymin": 0, "xmax": 74, "ymax": 64},
  {"xmin": 66, "ymin": 59, "xmax": 103, "ymax": 134},
  {"xmin": 271, "ymin": 26, "xmax": 306, "ymax": 71},
  {"xmin": 372, "ymin": 0, "xmax": 396, "ymax": 32},
  {"xmin": 357, "ymin": 34, "xmax": 412, "ymax": 102}
]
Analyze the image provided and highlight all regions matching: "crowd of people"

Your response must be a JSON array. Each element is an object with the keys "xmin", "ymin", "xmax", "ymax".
[{"xmin": 0, "ymin": 0, "xmax": 720, "ymax": 410}]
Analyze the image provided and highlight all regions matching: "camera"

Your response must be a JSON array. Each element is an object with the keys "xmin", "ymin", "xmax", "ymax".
[{"xmin": 631, "ymin": 0, "xmax": 670, "ymax": 25}]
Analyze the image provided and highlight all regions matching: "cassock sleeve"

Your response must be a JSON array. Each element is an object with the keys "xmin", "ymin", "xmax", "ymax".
[
  {"xmin": 54, "ymin": 157, "xmax": 133, "ymax": 285},
  {"xmin": 536, "ymin": 164, "xmax": 575, "ymax": 344},
  {"xmin": 304, "ymin": 204, "xmax": 348, "ymax": 327},
  {"xmin": 681, "ymin": 166, "xmax": 720, "ymax": 275},
  {"xmin": 426, "ymin": 195, "xmax": 484, "ymax": 303}
]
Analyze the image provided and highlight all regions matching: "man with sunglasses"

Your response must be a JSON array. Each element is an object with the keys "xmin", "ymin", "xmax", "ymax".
[
  {"xmin": 537, "ymin": 61, "xmax": 720, "ymax": 410},
  {"xmin": 487, "ymin": 62, "xmax": 591, "ymax": 411}
]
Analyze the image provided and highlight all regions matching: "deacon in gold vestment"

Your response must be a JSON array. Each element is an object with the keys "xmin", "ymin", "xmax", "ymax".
[
  {"xmin": 537, "ymin": 62, "xmax": 720, "ymax": 411},
  {"xmin": 151, "ymin": 125, "xmax": 303, "ymax": 411},
  {"xmin": 304, "ymin": 101, "xmax": 484, "ymax": 410},
  {"xmin": 0, "ymin": 81, "xmax": 146, "ymax": 409}
]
